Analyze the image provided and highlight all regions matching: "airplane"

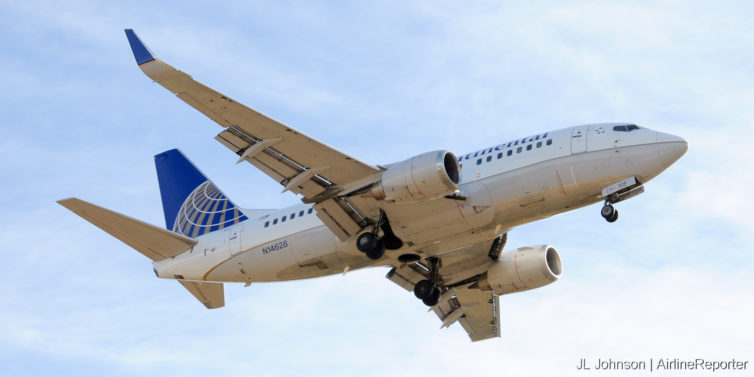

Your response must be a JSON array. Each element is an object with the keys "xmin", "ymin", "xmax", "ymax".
[{"xmin": 58, "ymin": 29, "xmax": 688, "ymax": 342}]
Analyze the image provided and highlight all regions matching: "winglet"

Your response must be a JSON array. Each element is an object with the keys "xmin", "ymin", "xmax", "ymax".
[{"xmin": 124, "ymin": 29, "xmax": 156, "ymax": 65}]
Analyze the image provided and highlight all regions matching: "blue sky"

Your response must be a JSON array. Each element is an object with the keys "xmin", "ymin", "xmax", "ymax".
[{"xmin": 1, "ymin": 1, "xmax": 753, "ymax": 376}]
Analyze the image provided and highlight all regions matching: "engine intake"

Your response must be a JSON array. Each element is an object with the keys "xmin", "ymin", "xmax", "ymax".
[
  {"xmin": 372, "ymin": 150, "xmax": 460, "ymax": 202},
  {"xmin": 477, "ymin": 245, "xmax": 562, "ymax": 295}
]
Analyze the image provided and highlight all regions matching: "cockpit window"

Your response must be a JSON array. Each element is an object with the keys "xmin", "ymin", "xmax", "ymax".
[{"xmin": 613, "ymin": 124, "xmax": 640, "ymax": 132}]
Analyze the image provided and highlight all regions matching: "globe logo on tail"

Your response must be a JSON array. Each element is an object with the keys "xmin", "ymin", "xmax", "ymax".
[{"xmin": 172, "ymin": 181, "xmax": 248, "ymax": 238}]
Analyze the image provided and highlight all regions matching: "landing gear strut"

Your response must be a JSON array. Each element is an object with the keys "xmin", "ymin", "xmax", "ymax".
[
  {"xmin": 601, "ymin": 202, "xmax": 619, "ymax": 223},
  {"xmin": 413, "ymin": 257, "xmax": 441, "ymax": 307},
  {"xmin": 599, "ymin": 176, "xmax": 645, "ymax": 223}
]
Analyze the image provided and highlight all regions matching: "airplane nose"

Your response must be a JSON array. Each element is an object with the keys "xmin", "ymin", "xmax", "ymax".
[{"xmin": 655, "ymin": 132, "xmax": 688, "ymax": 167}]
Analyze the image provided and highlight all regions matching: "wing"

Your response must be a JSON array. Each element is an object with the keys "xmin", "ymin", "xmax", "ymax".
[
  {"xmin": 125, "ymin": 29, "xmax": 381, "ymax": 240},
  {"xmin": 386, "ymin": 236, "xmax": 505, "ymax": 341},
  {"xmin": 434, "ymin": 285, "xmax": 500, "ymax": 342}
]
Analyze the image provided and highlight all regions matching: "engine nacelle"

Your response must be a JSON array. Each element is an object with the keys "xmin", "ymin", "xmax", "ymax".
[
  {"xmin": 372, "ymin": 150, "xmax": 460, "ymax": 202},
  {"xmin": 477, "ymin": 245, "xmax": 562, "ymax": 295}
]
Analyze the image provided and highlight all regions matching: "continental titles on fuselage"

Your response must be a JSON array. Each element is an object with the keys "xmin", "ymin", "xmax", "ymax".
[{"xmin": 458, "ymin": 132, "xmax": 550, "ymax": 161}]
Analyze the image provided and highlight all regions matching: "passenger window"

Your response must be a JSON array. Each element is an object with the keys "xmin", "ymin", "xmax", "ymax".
[
  {"xmin": 526, "ymin": 144, "xmax": 532, "ymax": 151},
  {"xmin": 273, "ymin": 218, "xmax": 278, "ymax": 225},
  {"xmin": 299, "ymin": 210, "xmax": 304, "ymax": 217},
  {"xmin": 546, "ymin": 139, "xmax": 552, "ymax": 146},
  {"xmin": 282, "ymin": 215, "xmax": 287, "ymax": 222},
  {"xmin": 476, "ymin": 159, "xmax": 482, "ymax": 165},
  {"xmin": 497, "ymin": 152, "xmax": 503, "ymax": 159},
  {"xmin": 264, "ymin": 221, "xmax": 269, "ymax": 228},
  {"xmin": 536, "ymin": 141, "xmax": 542, "ymax": 148},
  {"xmin": 308, "ymin": 208, "xmax": 313, "ymax": 214},
  {"xmin": 486, "ymin": 156, "xmax": 492, "ymax": 162},
  {"xmin": 507, "ymin": 150, "xmax": 512, "ymax": 156},
  {"xmin": 517, "ymin": 147, "xmax": 522, "ymax": 153},
  {"xmin": 290, "ymin": 213, "xmax": 295, "ymax": 219}
]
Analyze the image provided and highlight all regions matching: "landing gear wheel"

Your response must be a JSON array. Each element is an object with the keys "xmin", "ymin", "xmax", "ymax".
[
  {"xmin": 422, "ymin": 287, "xmax": 441, "ymax": 307},
  {"xmin": 607, "ymin": 210, "xmax": 619, "ymax": 223},
  {"xmin": 414, "ymin": 279, "xmax": 434, "ymax": 300},
  {"xmin": 601, "ymin": 204, "xmax": 620, "ymax": 223},
  {"xmin": 356, "ymin": 232, "xmax": 379, "ymax": 253},
  {"xmin": 365, "ymin": 239, "xmax": 385, "ymax": 260}
]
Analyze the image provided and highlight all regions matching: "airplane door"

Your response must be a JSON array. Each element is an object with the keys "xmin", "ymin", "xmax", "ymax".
[
  {"xmin": 570, "ymin": 125, "xmax": 588, "ymax": 154},
  {"xmin": 226, "ymin": 227, "xmax": 242, "ymax": 256}
]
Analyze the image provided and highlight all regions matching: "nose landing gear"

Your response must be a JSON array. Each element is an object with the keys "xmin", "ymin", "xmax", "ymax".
[
  {"xmin": 601, "ymin": 202, "xmax": 619, "ymax": 223},
  {"xmin": 599, "ymin": 176, "xmax": 645, "ymax": 223}
]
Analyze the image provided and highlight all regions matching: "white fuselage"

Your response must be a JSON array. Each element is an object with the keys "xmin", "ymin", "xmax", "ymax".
[{"xmin": 154, "ymin": 124, "xmax": 687, "ymax": 284}]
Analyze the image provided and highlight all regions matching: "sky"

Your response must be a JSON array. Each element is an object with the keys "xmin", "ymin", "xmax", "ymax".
[{"xmin": 1, "ymin": 0, "xmax": 753, "ymax": 376}]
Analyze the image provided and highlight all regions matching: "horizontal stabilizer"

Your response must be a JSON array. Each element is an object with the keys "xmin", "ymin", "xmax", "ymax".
[
  {"xmin": 58, "ymin": 198, "xmax": 197, "ymax": 261},
  {"xmin": 178, "ymin": 281, "xmax": 225, "ymax": 309}
]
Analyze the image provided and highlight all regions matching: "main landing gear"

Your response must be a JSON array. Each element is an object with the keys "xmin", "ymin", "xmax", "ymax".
[
  {"xmin": 601, "ymin": 201, "xmax": 619, "ymax": 223},
  {"xmin": 413, "ymin": 257, "xmax": 442, "ymax": 307},
  {"xmin": 355, "ymin": 211, "xmax": 403, "ymax": 260},
  {"xmin": 356, "ymin": 232, "xmax": 385, "ymax": 260}
]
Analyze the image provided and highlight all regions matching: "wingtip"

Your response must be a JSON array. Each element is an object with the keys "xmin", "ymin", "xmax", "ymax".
[{"xmin": 124, "ymin": 29, "xmax": 156, "ymax": 65}]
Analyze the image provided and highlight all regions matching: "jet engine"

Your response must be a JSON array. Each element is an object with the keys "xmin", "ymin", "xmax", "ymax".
[
  {"xmin": 371, "ymin": 150, "xmax": 460, "ymax": 202},
  {"xmin": 477, "ymin": 245, "xmax": 562, "ymax": 295}
]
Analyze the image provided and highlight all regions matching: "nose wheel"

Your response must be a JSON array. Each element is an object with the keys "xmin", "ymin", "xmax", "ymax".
[{"xmin": 601, "ymin": 202, "xmax": 619, "ymax": 223}]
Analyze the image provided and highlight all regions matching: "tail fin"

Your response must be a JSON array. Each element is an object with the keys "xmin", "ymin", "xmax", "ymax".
[{"xmin": 154, "ymin": 149, "xmax": 248, "ymax": 238}]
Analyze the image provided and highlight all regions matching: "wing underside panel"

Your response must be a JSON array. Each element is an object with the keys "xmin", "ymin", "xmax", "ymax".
[
  {"xmin": 433, "ymin": 286, "xmax": 500, "ymax": 342},
  {"xmin": 386, "ymin": 238, "xmax": 502, "ymax": 341}
]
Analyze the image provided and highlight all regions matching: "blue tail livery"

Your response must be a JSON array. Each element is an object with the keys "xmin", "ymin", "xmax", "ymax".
[{"xmin": 154, "ymin": 149, "xmax": 247, "ymax": 237}]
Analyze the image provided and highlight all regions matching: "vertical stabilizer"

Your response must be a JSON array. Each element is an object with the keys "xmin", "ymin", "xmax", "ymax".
[{"xmin": 154, "ymin": 149, "xmax": 247, "ymax": 238}]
